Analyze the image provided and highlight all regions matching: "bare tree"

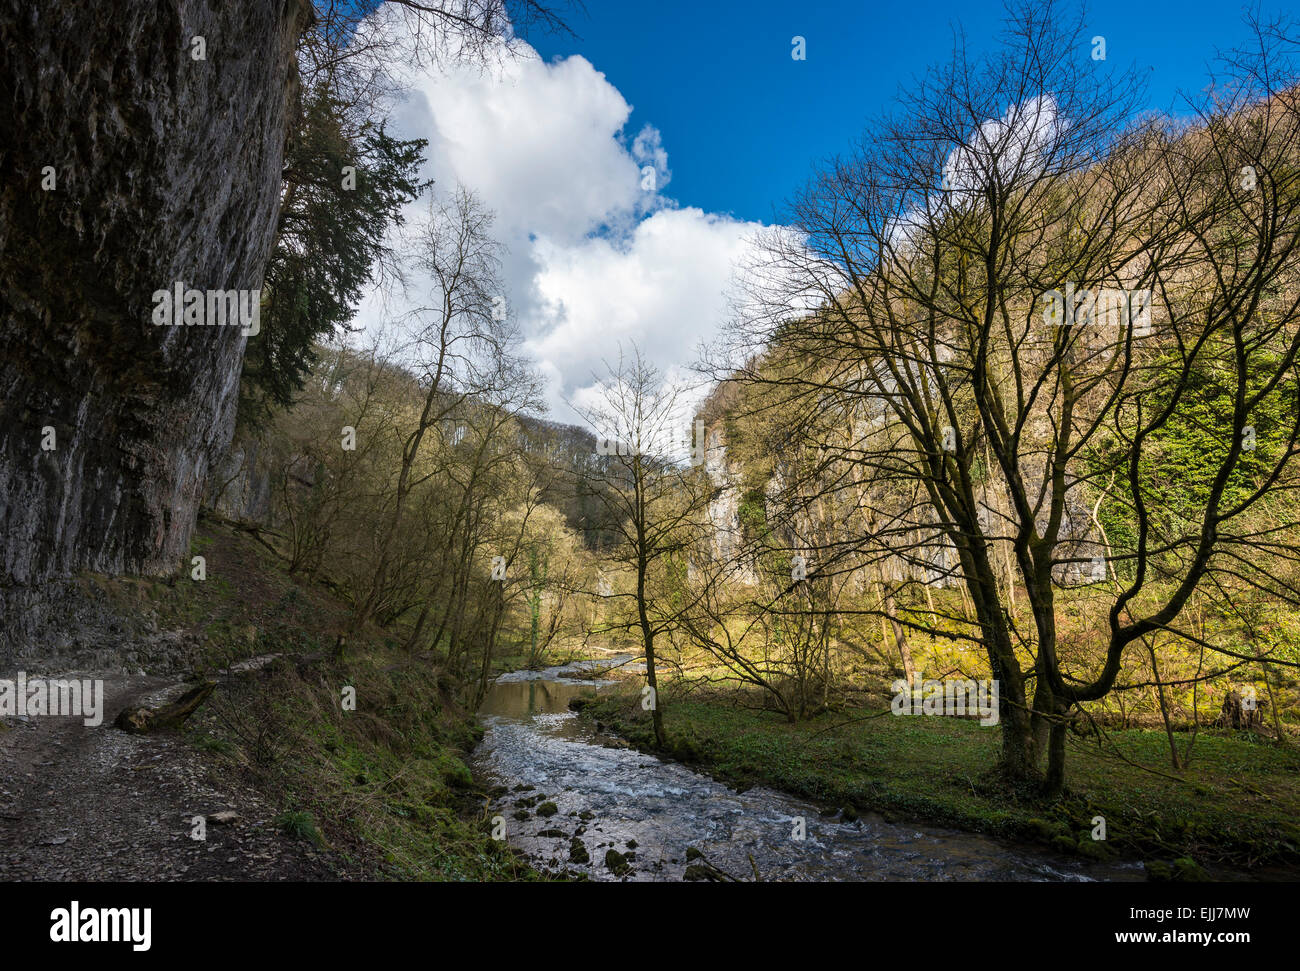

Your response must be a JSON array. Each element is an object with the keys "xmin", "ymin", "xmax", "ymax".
[
  {"xmin": 727, "ymin": 0, "xmax": 1300, "ymax": 793},
  {"xmin": 301, "ymin": 0, "xmax": 582, "ymax": 114},
  {"xmin": 573, "ymin": 348, "xmax": 712, "ymax": 747},
  {"xmin": 349, "ymin": 185, "xmax": 531, "ymax": 641}
]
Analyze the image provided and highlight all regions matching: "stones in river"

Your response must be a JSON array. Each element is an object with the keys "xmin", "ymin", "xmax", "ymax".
[{"xmin": 604, "ymin": 849, "xmax": 631, "ymax": 877}]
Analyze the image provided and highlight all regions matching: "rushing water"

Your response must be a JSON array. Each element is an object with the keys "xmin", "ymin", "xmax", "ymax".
[{"xmin": 472, "ymin": 658, "xmax": 1147, "ymax": 882}]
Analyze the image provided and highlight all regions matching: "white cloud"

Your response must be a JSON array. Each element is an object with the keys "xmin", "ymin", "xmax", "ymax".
[
  {"xmin": 350, "ymin": 17, "xmax": 773, "ymax": 429},
  {"xmin": 531, "ymin": 206, "xmax": 763, "ymax": 415},
  {"xmin": 891, "ymin": 94, "xmax": 1061, "ymax": 250},
  {"xmin": 394, "ymin": 51, "xmax": 650, "ymax": 242}
]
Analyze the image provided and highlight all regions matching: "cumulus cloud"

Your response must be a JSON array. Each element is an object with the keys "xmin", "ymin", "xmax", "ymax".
[
  {"xmin": 393, "ymin": 51, "xmax": 650, "ymax": 242},
  {"xmin": 350, "ymin": 16, "xmax": 770, "ymax": 427},
  {"xmin": 890, "ymin": 95, "xmax": 1061, "ymax": 250},
  {"xmin": 530, "ymin": 206, "xmax": 763, "ymax": 414}
]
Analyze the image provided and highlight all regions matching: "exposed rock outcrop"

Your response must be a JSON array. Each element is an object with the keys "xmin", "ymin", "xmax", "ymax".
[
  {"xmin": 0, "ymin": 0, "xmax": 311, "ymax": 660},
  {"xmin": 697, "ymin": 418, "xmax": 1102, "ymax": 590},
  {"xmin": 702, "ymin": 423, "xmax": 757, "ymax": 584},
  {"xmin": 207, "ymin": 434, "xmax": 275, "ymax": 524}
]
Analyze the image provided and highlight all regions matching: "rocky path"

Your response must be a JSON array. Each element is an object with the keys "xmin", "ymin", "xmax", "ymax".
[{"xmin": 0, "ymin": 672, "xmax": 336, "ymax": 881}]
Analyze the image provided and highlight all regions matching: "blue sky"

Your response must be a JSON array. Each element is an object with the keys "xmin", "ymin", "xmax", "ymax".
[
  {"xmin": 529, "ymin": 0, "xmax": 1266, "ymax": 224},
  {"xmin": 356, "ymin": 0, "xmax": 1278, "ymax": 425}
]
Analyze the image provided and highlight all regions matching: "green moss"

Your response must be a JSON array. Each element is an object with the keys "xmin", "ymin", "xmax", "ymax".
[
  {"xmin": 1051, "ymin": 834, "xmax": 1079, "ymax": 854},
  {"xmin": 1076, "ymin": 837, "xmax": 1115, "ymax": 861},
  {"xmin": 1172, "ymin": 857, "xmax": 1211, "ymax": 881},
  {"xmin": 568, "ymin": 838, "xmax": 590, "ymax": 864},
  {"xmin": 604, "ymin": 849, "xmax": 631, "ymax": 876}
]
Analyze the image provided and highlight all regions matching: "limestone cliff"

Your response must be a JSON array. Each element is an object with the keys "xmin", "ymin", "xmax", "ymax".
[{"xmin": 0, "ymin": 0, "xmax": 311, "ymax": 658}]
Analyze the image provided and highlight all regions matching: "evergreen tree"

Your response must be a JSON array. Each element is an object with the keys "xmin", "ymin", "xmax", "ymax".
[{"xmin": 242, "ymin": 88, "xmax": 429, "ymax": 419}]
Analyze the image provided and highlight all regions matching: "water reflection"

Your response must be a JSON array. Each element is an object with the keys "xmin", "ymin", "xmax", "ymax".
[{"xmin": 480, "ymin": 678, "xmax": 595, "ymax": 718}]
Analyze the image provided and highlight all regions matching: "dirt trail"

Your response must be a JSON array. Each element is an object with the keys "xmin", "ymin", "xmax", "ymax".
[{"xmin": 0, "ymin": 671, "xmax": 336, "ymax": 881}]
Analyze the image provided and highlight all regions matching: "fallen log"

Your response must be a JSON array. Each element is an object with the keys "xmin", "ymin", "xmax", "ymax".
[{"xmin": 114, "ymin": 681, "xmax": 216, "ymax": 734}]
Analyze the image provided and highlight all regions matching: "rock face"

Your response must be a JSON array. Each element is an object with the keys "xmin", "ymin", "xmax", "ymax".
[
  {"xmin": 702, "ymin": 423, "xmax": 757, "ymax": 584},
  {"xmin": 207, "ymin": 434, "xmax": 275, "ymax": 524},
  {"xmin": 699, "ymin": 420, "xmax": 1101, "ymax": 591},
  {"xmin": 0, "ymin": 0, "xmax": 310, "ymax": 658}
]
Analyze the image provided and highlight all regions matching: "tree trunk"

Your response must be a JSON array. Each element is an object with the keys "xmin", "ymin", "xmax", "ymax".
[
  {"xmin": 1043, "ymin": 706, "xmax": 1068, "ymax": 798},
  {"xmin": 1146, "ymin": 638, "xmax": 1182, "ymax": 770},
  {"xmin": 884, "ymin": 583, "xmax": 916, "ymax": 686},
  {"xmin": 643, "ymin": 627, "xmax": 665, "ymax": 747},
  {"xmin": 1030, "ymin": 674, "xmax": 1053, "ymax": 766}
]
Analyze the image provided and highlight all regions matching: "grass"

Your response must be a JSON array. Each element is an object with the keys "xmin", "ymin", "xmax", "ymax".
[
  {"xmin": 96, "ymin": 518, "xmax": 545, "ymax": 881},
  {"xmin": 95, "ymin": 517, "xmax": 1300, "ymax": 879},
  {"xmin": 275, "ymin": 810, "xmax": 324, "ymax": 846},
  {"xmin": 582, "ymin": 684, "xmax": 1300, "ymax": 875}
]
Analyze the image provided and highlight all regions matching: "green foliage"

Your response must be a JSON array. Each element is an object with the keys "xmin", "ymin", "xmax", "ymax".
[
  {"xmin": 1088, "ymin": 341, "xmax": 1299, "ymax": 570},
  {"xmin": 275, "ymin": 810, "xmax": 324, "ymax": 846},
  {"xmin": 242, "ymin": 88, "xmax": 429, "ymax": 418},
  {"xmin": 737, "ymin": 490, "xmax": 768, "ymax": 535}
]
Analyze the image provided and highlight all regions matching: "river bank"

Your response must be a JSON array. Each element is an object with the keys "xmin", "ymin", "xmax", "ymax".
[
  {"xmin": 470, "ymin": 659, "xmax": 1166, "ymax": 881},
  {"xmin": 19, "ymin": 520, "xmax": 539, "ymax": 881},
  {"xmin": 577, "ymin": 682, "xmax": 1300, "ymax": 879}
]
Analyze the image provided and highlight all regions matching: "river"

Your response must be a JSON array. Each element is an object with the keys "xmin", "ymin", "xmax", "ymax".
[
  {"xmin": 472, "ymin": 657, "xmax": 1152, "ymax": 882},
  {"xmin": 473, "ymin": 660, "xmax": 1154, "ymax": 878}
]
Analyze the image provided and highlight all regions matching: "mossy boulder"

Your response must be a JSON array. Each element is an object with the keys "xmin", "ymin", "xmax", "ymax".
[
  {"xmin": 1076, "ymin": 837, "xmax": 1114, "ymax": 861},
  {"xmin": 1146, "ymin": 857, "xmax": 1210, "ymax": 881},
  {"xmin": 605, "ymin": 849, "xmax": 631, "ymax": 876},
  {"xmin": 1051, "ymin": 834, "xmax": 1080, "ymax": 855},
  {"xmin": 568, "ymin": 838, "xmax": 589, "ymax": 864}
]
